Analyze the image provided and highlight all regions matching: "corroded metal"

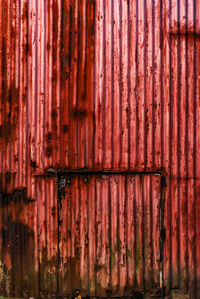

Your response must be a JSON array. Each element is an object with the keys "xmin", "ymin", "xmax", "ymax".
[{"xmin": 0, "ymin": 0, "xmax": 199, "ymax": 298}]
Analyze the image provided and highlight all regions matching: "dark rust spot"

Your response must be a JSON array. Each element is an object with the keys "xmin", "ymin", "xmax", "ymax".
[
  {"xmin": 5, "ymin": 172, "xmax": 11, "ymax": 185},
  {"xmin": 46, "ymin": 146, "xmax": 53, "ymax": 157},
  {"xmin": 22, "ymin": 2, "xmax": 28, "ymax": 21},
  {"xmin": 52, "ymin": 109, "xmax": 57, "ymax": 119},
  {"xmin": 161, "ymin": 176, "xmax": 167, "ymax": 188},
  {"xmin": 63, "ymin": 125, "xmax": 69, "ymax": 133},
  {"xmin": 46, "ymin": 132, "xmax": 53, "ymax": 143},
  {"xmin": 81, "ymin": 92, "xmax": 86, "ymax": 101},
  {"xmin": 1, "ymin": 220, "xmax": 35, "ymax": 296},
  {"xmin": 62, "ymin": 53, "xmax": 70, "ymax": 67},
  {"xmin": 0, "ymin": 125, "xmax": 2, "ymax": 137},
  {"xmin": 0, "ymin": 189, "xmax": 34, "ymax": 207},
  {"xmin": 23, "ymin": 93, "xmax": 26, "ymax": 103},
  {"xmin": 95, "ymin": 263, "xmax": 103, "ymax": 272},
  {"xmin": 90, "ymin": 24, "xmax": 94, "ymax": 36},
  {"xmin": 72, "ymin": 107, "xmax": 87, "ymax": 120},
  {"xmin": 11, "ymin": 26, "xmax": 17, "ymax": 39},
  {"xmin": 51, "ymin": 206, "xmax": 56, "ymax": 216},
  {"xmin": 30, "ymin": 160, "xmax": 37, "ymax": 169},
  {"xmin": 25, "ymin": 42, "xmax": 29, "ymax": 55}
]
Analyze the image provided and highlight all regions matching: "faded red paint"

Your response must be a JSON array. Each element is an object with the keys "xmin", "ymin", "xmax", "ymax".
[{"xmin": 0, "ymin": 0, "xmax": 199, "ymax": 298}]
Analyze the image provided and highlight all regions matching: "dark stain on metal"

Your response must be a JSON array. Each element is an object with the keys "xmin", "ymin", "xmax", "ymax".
[
  {"xmin": 1, "ymin": 220, "xmax": 35, "ymax": 297},
  {"xmin": 30, "ymin": 160, "xmax": 37, "ymax": 169},
  {"xmin": 0, "ymin": 189, "xmax": 35, "ymax": 207},
  {"xmin": 72, "ymin": 107, "xmax": 88, "ymax": 120},
  {"xmin": 169, "ymin": 31, "xmax": 200, "ymax": 39},
  {"xmin": 46, "ymin": 132, "xmax": 53, "ymax": 143},
  {"xmin": 46, "ymin": 145, "xmax": 53, "ymax": 157},
  {"xmin": 63, "ymin": 125, "xmax": 69, "ymax": 133}
]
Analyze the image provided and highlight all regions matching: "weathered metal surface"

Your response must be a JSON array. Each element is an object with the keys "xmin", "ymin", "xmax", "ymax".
[
  {"xmin": 1, "ymin": 0, "xmax": 200, "ymax": 181},
  {"xmin": 0, "ymin": 0, "xmax": 199, "ymax": 298},
  {"xmin": 0, "ymin": 177, "xmax": 58, "ymax": 298},
  {"xmin": 58, "ymin": 174, "xmax": 161, "ymax": 297}
]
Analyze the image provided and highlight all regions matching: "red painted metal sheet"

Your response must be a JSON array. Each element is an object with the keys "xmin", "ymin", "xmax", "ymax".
[
  {"xmin": 163, "ymin": 178, "xmax": 200, "ymax": 298},
  {"xmin": 0, "ymin": 0, "xmax": 200, "ymax": 178},
  {"xmin": 0, "ymin": 0, "xmax": 199, "ymax": 298},
  {"xmin": 58, "ymin": 174, "xmax": 161, "ymax": 297},
  {"xmin": 0, "ymin": 0, "xmax": 199, "ymax": 175}
]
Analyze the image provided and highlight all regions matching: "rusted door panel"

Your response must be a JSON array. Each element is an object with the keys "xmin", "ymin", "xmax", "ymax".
[
  {"xmin": 58, "ymin": 174, "xmax": 161, "ymax": 297},
  {"xmin": 0, "ymin": 190, "xmax": 38, "ymax": 298},
  {"xmin": 0, "ymin": 177, "xmax": 58, "ymax": 298}
]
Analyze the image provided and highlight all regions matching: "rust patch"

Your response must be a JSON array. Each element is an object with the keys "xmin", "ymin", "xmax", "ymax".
[
  {"xmin": 51, "ymin": 206, "xmax": 56, "ymax": 216},
  {"xmin": 0, "ymin": 189, "xmax": 35, "ymax": 207},
  {"xmin": 5, "ymin": 172, "xmax": 11, "ymax": 185},
  {"xmin": 30, "ymin": 160, "xmax": 37, "ymax": 169},
  {"xmin": 52, "ymin": 109, "xmax": 57, "ymax": 119},
  {"xmin": 46, "ymin": 145, "xmax": 53, "ymax": 157},
  {"xmin": 72, "ymin": 107, "xmax": 87, "ymax": 120},
  {"xmin": 22, "ymin": 2, "xmax": 28, "ymax": 21},
  {"xmin": 1, "ymin": 221, "xmax": 35, "ymax": 297},
  {"xmin": 46, "ymin": 132, "xmax": 53, "ymax": 143},
  {"xmin": 63, "ymin": 125, "xmax": 69, "ymax": 133}
]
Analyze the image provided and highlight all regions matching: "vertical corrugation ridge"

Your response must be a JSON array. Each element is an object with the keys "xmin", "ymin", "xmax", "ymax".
[
  {"xmin": 36, "ymin": 178, "xmax": 40, "ymax": 295},
  {"xmin": 150, "ymin": 175, "xmax": 153, "ymax": 285},
  {"xmin": 117, "ymin": 177, "xmax": 120, "ymax": 291},
  {"xmin": 26, "ymin": 0, "xmax": 29, "ymax": 198},
  {"xmin": 185, "ymin": 0, "xmax": 189, "ymax": 290},
  {"xmin": 177, "ymin": 0, "xmax": 181, "ymax": 285},
  {"xmin": 94, "ymin": 178, "xmax": 97, "ymax": 296},
  {"xmin": 102, "ymin": 0, "xmax": 106, "ymax": 168},
  {"xmin": 193, "ymin": 1, "xmax": 197, "ymax": 296},
  {"xmin": 127, "ymin": 1, "xmax": 131, "ymax": 170},
  {"xmin": 68, "ymin": 2, "xmax": 72, "ymax": 168},
  {"xmin": 111, "ymin": 0, "xmax": 114, "ymax": 169},
  {"xmin": 17, "ymin": 0, "xmax": 21, "ymax": 188},
  {"xmin": 43, "ymin": 0, "xmax": 46, "ymax": 171},
  {"xmin": 152, "ymin": 0, "xmax": 155, "ymax": 167},
  {"xmin": 135, "ymin": 0, "xmax": 139, "ymax": 167},
  {"xmin": 76, "ymin": 0, "xmax": 79, "ymax": 168},
  {"xmin": 143, "ymin": 0, "xmax": 147, "ymax": 169},
  {"xmin": 92, "ymin": 1, "xmax": 96, "ymax": 170},
  {"xmin": 35, "ymin": 0, "xmax": 38, "ymax": 172},
  {"xmin": 160, "ymin": 0, "xmax": 164, "ymax": 168},
  {"xmin": 169, "ymin": 0, "xmax": 172, "ymax": 289},
  {"xmin": 87, "ymin": 179, "xmax": 89, "ymax": 294},
  {"xmin": 119, "ymin": 0, "xmax": 122, "ymax": 168}
]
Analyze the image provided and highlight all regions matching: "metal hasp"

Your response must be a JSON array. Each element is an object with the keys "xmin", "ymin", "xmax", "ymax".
[{"xmin": 0, "ymin": 0, "xmax": 200, "ymax": 298}]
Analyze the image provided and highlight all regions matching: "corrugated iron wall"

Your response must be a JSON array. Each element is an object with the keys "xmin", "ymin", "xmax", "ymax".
[
  {"xmin": 58, "ymin": 174, "xmax": 161, "ymax": 297},
  {"xmin": 0, "ymin": 0, "xmax": 200, "ymax": 298},
  {"xmin": 1, "ymin": 0, "xmax": 200, "ymax": 181}
]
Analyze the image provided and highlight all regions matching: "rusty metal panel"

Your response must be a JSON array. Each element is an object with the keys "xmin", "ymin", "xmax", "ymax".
[
  {"xmin": 0, "ymin": 0, "xmax": 200, "ymax": 174},
  {"xmin": 163, "ymin": 178, "xmax": 200, "ymax": 298},
  {"xmin": 0, "ymin": 0, "xmax": 200, "ymax": 176},
  {"xmin": 58, "ymin": 174, "xmax": 161, "ymax": 297},
  {"xmin": 0, "ymin": 177, "xmax": 58, "ymax": 298},
  {"xmin": 0, "ymin": 189, "xmax": 37, "ymax": 297},
  {"xmin": 0, "ymin": 0, "xmax": 200, "ymax": 298}
]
